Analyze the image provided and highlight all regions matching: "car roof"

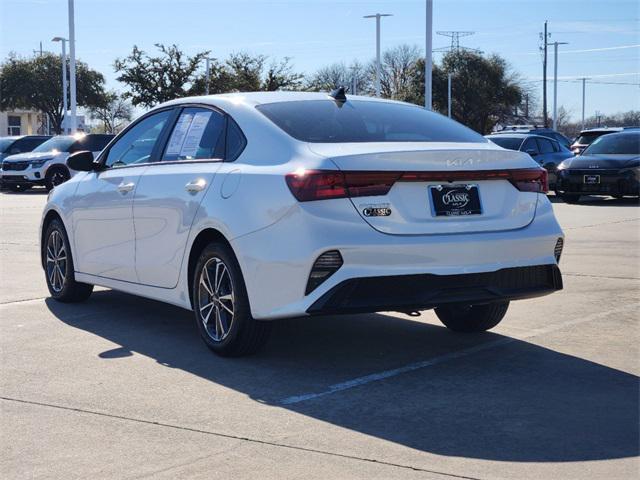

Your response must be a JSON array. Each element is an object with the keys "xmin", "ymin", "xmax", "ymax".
[
  {"xmin": 486, "ymin": 133, "xmax": 556, "ymax": 141},
  {"xmin": 579, "ymin": 127, "xmax": 623, "ymax": 134},
  {"xmin": 159, "ymin": 91, "xmax": 413, "ymax": 109}
]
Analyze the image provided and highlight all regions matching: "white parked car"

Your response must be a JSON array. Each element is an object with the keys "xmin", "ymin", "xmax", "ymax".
[
  {"xmin": 1, "ymin": 133, "xmax": 113, "ymax": 192},
  {"xmin": 40, "ymin": 91, "xmax": 564, "ymax": 356}
]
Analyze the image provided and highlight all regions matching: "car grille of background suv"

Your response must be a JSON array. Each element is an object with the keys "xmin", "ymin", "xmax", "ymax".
[{"xmin": 2, "ymin": 161, "xmax": 29, "ymax": 171}]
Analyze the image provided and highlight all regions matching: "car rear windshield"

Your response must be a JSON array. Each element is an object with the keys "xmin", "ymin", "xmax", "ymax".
[
  {"xmin": 256, "ymin": 100, "xmax": 486, "ymax": 143},
  {"xmin": 487, "ymin": 136, "xmax": 524, "ymax": 150},
  {"xmin": 575, "ymin": 132, "xmax": 612, "ymax": 145},
  {"xmin": 583, "ymin": 133, "xmax": 640, "ymax": 155},
  {"xmin": 33, "ymin": 136, "xmax": 76, "ymax": 153}
]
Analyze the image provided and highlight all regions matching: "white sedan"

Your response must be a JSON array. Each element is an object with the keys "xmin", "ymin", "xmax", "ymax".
[{"xmin": 40, "ymin": 91, "xmax": 564, "ymax": 356}]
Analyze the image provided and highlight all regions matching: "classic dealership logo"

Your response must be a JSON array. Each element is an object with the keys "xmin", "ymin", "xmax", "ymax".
[{"xmin": 442, "ymin": 189, "xmax": 470, "ymax": 208}]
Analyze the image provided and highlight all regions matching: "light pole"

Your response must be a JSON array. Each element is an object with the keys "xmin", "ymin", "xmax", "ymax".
[
  {"xmin": 204, "ymin": 57, "xmax": 213, "ymax": 95},
  {"xmin": 364, "ymin": 13, "xmax": 392, "ymax": 97},
  {"xmin": 52, "ymin": 37, "xmax": 68, "ymax": 134},
  {"xmin": 548, "ymin": 40, "xmax": 568, "ymax": 131},
  {"xmin": 447, "ymin": 72, "xmax": 452, "ymax": 118},
  {"xmin": 425, "ymin": 0, "xmax": 433, "ymax": 110},
  {"xmin": 68, "ymin": 0, "xmax": 77, "ymax": 133}
]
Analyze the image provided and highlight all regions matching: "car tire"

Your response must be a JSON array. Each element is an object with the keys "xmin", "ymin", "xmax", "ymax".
[
  {"xmin": 435, "ymin": 301, "xmax": 509, "ymax": 333},
  {"xmin": 559, "ymin": 193, "xmax": 581, "ymax": 204},
  {"xmin": 9, "ymin": 184, "xmax": 31, "ymax": 193},
  {"xmin": 45, "ymin": 167, "xmax": 70, "ymax": 191},
  {"xmin": 192, "ymin": 242, "xmax": 271, "ymax": 357},
  {"xmin": 43, "ymin": 218, "xmax": 93, "ymax": 302}
]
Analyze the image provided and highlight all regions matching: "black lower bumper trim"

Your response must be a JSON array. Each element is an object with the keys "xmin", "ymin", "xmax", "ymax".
[{"xmin": 307, "ymin": 265, "xmax": 563, "ymax": 315}]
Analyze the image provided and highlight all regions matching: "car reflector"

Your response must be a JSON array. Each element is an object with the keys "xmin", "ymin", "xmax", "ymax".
[{"xmin": 306, "ymin": 250, "xmax": 343, "ymax": 294}]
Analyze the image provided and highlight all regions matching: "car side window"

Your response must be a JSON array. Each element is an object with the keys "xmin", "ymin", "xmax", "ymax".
[
  {"xmin": 225, "ymin": 117, "xmax": 246, "ymax": 161},
  {"xmin": 523, "ymin": 138, "xmax": 539, "ymax": 154},
  {"xmin": 105, "ymin": 110, "xmax": 172, "ymax": 168},
  {"xmin": 162, "ymin": 107, "xmax": 225, "ymax": 162},
  {"xmin": 536, "ymin": 138, "xmax": 555, "ymax": 154}
]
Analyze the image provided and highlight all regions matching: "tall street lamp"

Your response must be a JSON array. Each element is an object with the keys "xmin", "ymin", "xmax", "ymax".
[
  {"xmin": 425, "ymin": 0, "xmax": 433, "ymax": 110},
  {"xmin": 363, "ymin": 13, "xmax": 392, "ymax": 97},
  {"xmin": 204, "ymin": 57, "xmax": 214, "ymax": 95},
  {"xmin": 68, "ymin": 0, "xmax": 77, "ymax": 133},
  {"xmin": 52, "ymin": 37, "xmax": 68, "ymax": 134}
]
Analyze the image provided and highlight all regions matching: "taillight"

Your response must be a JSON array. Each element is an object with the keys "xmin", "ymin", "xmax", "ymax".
[
  {"xmin": 285, "ymin": 170, "xmax": 346, "ymax": 201},
  {"xmin": 509, "ymin": 168, "xmax": 548, "ymax": 193},
  {"xmin": 285, "ymin": 170, "xmax": 399, "ymax": 202},
  {"xmin": 286, "ymin": 168, "xmax": 548, "ymax": 202}
]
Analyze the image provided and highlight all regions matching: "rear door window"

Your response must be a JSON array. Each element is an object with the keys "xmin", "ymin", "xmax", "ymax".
[
  {"xmin": 225, "ymin": 118, "xmax": 246, "ymax": 161},
  {"xmin": 536, "ymin": 138, "xmax": 555, "ymax": 154},
  {"xmin": 162, "ymin": 108, "xmax": 226, "ymax": 161}
]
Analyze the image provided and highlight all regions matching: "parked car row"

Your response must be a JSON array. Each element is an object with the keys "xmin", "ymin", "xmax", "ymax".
[
  {"xmin": 0, "ymin": 133, "xmax": 114, "ymax": 192},
  {"xmin": 487, "ymin": 127, "xmax": 639, "ymax": 203}
]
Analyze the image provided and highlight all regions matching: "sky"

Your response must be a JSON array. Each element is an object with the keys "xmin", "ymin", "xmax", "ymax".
[{"xmin": 1, "ymin": 0, "xmax": 639, "ymax": 121}]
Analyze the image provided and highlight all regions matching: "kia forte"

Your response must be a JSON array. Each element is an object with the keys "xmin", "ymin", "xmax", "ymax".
[{"xmin": 40, "ymin": 91, "xmax": 564, "ymax": 356}]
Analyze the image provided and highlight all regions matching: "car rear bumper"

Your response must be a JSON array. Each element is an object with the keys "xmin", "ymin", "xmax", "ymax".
[
  {"xmin": 556, "ymin": 170, "xmax": 639, "ymax": 196},
  {"xmin": 232, "ymin": 194, "xmax": 564, "ymax": 319},
  {"xmin": 308, "ymin": 264, "xmax": 562, "ymax": 315}
]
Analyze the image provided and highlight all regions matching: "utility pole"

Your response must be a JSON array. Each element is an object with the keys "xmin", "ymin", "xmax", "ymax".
[
  {"xmin": 425, "ymin": 0, "xmax": 433, "ymax": 110},
  {"xmin": 68, "ymin": 0, "xmax": 77, "ymax": 133},
  {"xmin": 447, "ymin": 72, "xmax": 452, "ymax": 118},
  {"xmin": 542, "ymin": 21, "xmax": 549, "ymax": 127},
  {"xmin": 52, "ymin": 37, "xmax": 68, "ymax": 133},
  {"xmin": 548, "ymin": 40, "xmax": 568, "ymax": 131},
  {"xmin": 364, "ymin": 13, "xmax": 392, "ymax": 97},
  {"xmin": 580, "ymin": 77, "xmax": 590, "ymax": 130}
]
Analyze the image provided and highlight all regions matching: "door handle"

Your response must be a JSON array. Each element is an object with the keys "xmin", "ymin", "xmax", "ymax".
[
  {"xmin": 185, "ymin": 178, "xmax": 207, "ymax": 193},
  {"xmin": 117, "ymin": 181, "xmax": 135, "ymax": 193}
]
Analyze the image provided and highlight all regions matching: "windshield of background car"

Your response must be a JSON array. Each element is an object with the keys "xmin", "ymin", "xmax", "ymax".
[
  {"xmin": 575, "ymin": 132, "xmax": 609, "ymax": 145},
  {"xmin": 0, "ymin": 139, "xmax": 18, "ymax": 153},
  {"xmin": 256, "ymin": 100, "xmax": 487, "ymax": 143},
  {"xmin": 487, "ymin": 136, "xmax": 524, "ymax": 150},
  {"xmin": 583, "ymin": 133, "xmax": 640, "ymax": 155},
  {"xmin": 32, "ymin": 136, "xmax": 75, "ymax": 153}
]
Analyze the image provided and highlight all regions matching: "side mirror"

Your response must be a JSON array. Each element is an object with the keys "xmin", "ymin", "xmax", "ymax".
[
  {"xmin": 67, "ymin": 150, "xmax": 97, "ymax": 171},
  {"xmin": 525, "ymin": 149, "xmax": 538, "ymax": 156}
]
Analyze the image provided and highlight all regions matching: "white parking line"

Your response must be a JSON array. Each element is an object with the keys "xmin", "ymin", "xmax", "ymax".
[{"xmin": 280, "ymin": 302, "xmax": 640, "ymax": 405}]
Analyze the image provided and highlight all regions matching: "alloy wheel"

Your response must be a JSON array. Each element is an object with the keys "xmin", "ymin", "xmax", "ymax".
[
  {"xmin": 198, "ymin": 257, "xmax": 235, "ymax": 342},
  {"xmin": 46, "ymin": 230, "xmax": 67, "ymax": 293}
]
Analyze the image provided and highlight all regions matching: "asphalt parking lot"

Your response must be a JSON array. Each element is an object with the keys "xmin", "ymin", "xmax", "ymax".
[{"xmin": 1, "ymin": 189, "xmax": 638, "ymax": 479}]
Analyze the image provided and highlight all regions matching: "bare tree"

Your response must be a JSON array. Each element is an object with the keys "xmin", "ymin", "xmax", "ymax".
[
  {"xmin": 88, "ymin": 92, "xmax": 133, "ymax": 134},
  {"xmin": 376, "ymin": 44, "xmax": 421, "ymax": 101}
]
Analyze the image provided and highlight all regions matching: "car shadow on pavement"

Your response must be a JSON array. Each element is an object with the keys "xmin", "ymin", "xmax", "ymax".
[
  {"xmin": 549, "ymin": 194, "xmax": 639, "ymax": 206},
  {"xmin": 46, "ymin": 290, "xmax": 639, "ymax": 463}
]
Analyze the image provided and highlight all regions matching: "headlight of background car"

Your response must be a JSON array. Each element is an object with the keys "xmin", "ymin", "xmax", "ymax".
[
  {"xmin": 30, "ymin": 158, "xmax": 52, "ymax": 168},
  {"xmin": 556, "ymin": 161, "xmax": 568, "ymax": 171}
]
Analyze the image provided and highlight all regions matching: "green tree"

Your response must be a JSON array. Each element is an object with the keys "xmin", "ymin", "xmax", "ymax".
[
  {"xmin": 0, "ymin": 52, "xmax": 108, "ymax": 133},
  {"xmin": 191, "ymin": 53, "xmax": 303, "ymax": 94},
  {"xmin": 114, "ymin": 44, "xmax": 209, "ymax": 107},
  {"xmin": 434, "ymin": 51, "xmax": 524, "ymax": 133}
]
